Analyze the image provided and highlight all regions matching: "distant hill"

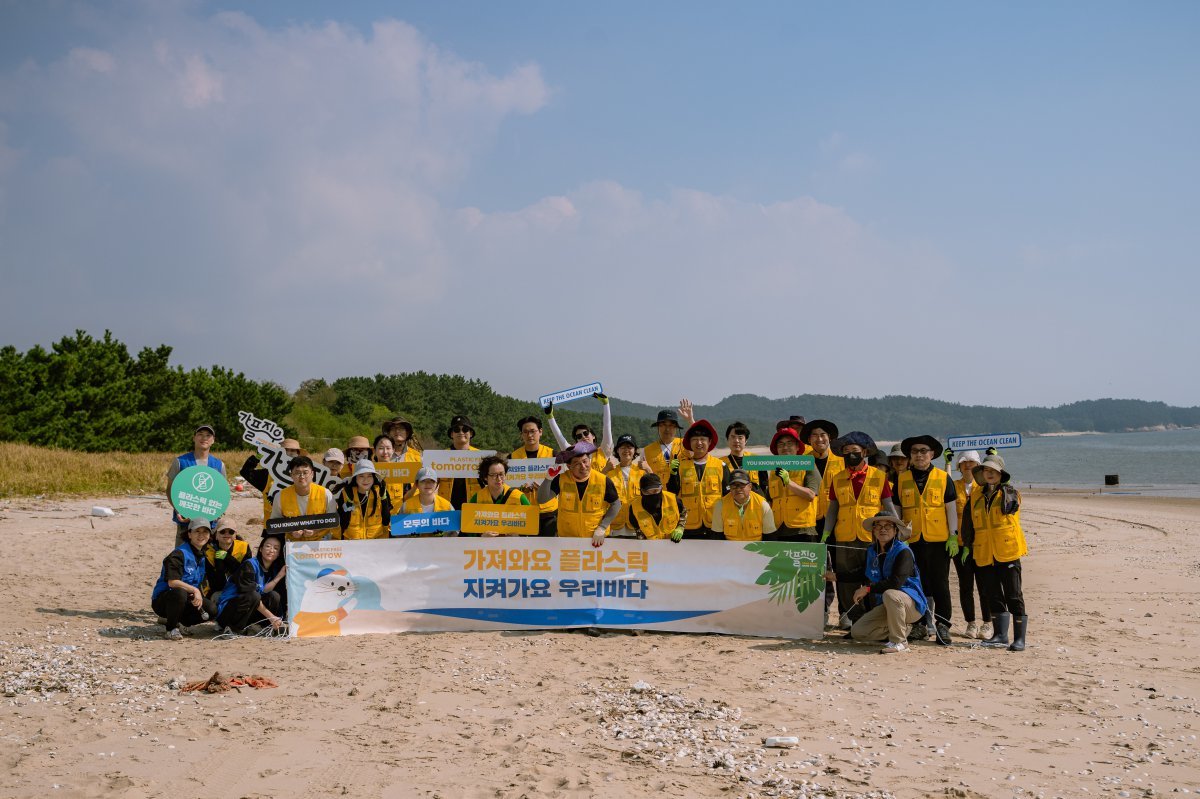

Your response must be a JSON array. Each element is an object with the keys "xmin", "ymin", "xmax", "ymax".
[{"xmin": 608, "ymin": 394, "xmax": 1200, "ymax": 443}]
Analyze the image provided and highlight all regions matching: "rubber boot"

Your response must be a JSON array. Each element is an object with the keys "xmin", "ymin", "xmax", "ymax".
[
  {"xmin": 1007, "ymin": 616, "xmax": 1027, "ymax": 652},
  {"xmin": 981, "ymin": 612, "xmax": 1011, "ymax": 648}
]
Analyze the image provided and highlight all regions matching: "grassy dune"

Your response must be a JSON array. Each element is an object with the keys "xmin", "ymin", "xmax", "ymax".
[{"xmin": 0, "ymin": 443, "xmax": 252, "ymax": 497}]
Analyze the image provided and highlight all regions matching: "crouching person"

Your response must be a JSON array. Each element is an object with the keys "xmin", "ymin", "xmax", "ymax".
[
  {"xmin": 216, "ymin": 531, "xmax": 287, "ymax": 635},
  {"xmin": 850, "ymin": 512, "xmax": 929, "ymax": 654},
  {"xmin": 151, "ymin": 517, "xmax": 217, "ymax": 640}
]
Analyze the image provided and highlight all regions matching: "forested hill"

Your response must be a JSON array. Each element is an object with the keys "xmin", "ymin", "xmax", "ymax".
[
  {"xmin": 2, "ymin": 332, "xmax": 1196, "ymax": 453},
  {"xmin": 609, "ymin": 394, "xmax": 1200, "ymax": 442}
]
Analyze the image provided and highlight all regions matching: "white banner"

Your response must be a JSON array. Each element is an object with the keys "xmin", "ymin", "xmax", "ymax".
[
  {"xmin": 284, "ymin": 538, "xmax": 825, "ymax": 639},
  {"xmin": 419, "ymin": 449, "xmax": 497, "ymax": 479},
  {"xmin": 503, "ymin": 456, "xmax": 561, "ymax": 488}
]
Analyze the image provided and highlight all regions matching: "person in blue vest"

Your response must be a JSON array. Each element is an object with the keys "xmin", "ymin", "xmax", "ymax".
[
  {"xmin": 850, "ymin": 512, "xmax": 929, "ymax": 654},
  {"xmin": 166, "ymin": 423, "xmax": 226, "ymax": 545},
  {"xmin": 151, "ymin": 517, "xmax": 217, "ymax": 641},
  {"xmin": 216, "ymin": 531, "xmax": 287, "ymax": 635}
]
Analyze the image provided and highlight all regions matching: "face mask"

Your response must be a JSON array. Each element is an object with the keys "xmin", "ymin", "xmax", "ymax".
[
  {"xmin": 843, "ymin": 452, "xmax": 864, "ymax": 467},
  {"xmin": 642, "ymin": 494, "xmax": 663, "ymax": 512}
]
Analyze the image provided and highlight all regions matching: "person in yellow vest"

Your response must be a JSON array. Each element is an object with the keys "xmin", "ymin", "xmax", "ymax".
[
  {"xmin": 270, "ymin": 455, "xmax": 340, "ymax": 541},
  {"xmin": 511, "ymin": 415, "xmax": 559, "ymax": 536},
  {"xmin": 536, "ymin": 441, "xmax": 621, "ymax": 548},
  {"xmin": 762, "ymin": 427, "xmax": 822, "ymax": 542},
  {"xmin": 545, "ymin": 392, "xmax": 613, "ymax": 471},
  {"xmin": 710, "ymin": 470, "xmax": 777, "ymax": 541},
  {"xmin": 802, "ymin": 418, "xmax": 844, "ymax": 624},
  {"xmin": 628, "ymin": 473, "xmax": 686, "ymax": 542},
  {"xmin": 604, "ymin": 434, "xmax": 645, "ymax": 538},
  {"xmin": 383, "ymin": 416, "xmax": 423, "ymax": 496},
  {"xmin": 823, "ymin": 432, "xmax": 898, "ymax": 628},
  {"xmin": 643, "ymin": 408, "xmax": 685, "ymax": 484},
  {"xmin": 960, "ymin": 454, "xmax": 1028, "ymax": 652},
  {"xmin": 239, "ymin": 437, "xmax": 303, "ymax": 524},
  {"xmin": 398, "ymin": 467, "xmax": 458, "ymax": 536},
  {"xmin": 204, "ymin": 518, "xmax": 253, "ymax": 601},
  {"xmin": 467, "ymin": 455, "xmax": 533, "ymax": 536},
  {"xmin": 897, "ymin": 435, "xmax": 959, "ymax": 646},
  {"xmin": 338, "ymin": 459, "xmax": 393, "ymax": 540},
  {"xmin": 950, "ymin": 450, "xmax": 991, "ymax": 639},
  {"xmin": 666, "ymin": 419, "xmax": 728, "ymax": 540},
  {"xmin": 886, "ymin": 444, "xmax": 909, "ymax": 498},
  {"xmin": 721, "ymin": 422, "xmax": 762, "ymax": 493},
  {"xmin": 438, "ymin": 415, "xmax": 483, "ymax": 509}
]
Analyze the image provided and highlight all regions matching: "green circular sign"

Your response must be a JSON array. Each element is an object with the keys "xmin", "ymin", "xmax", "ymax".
[{"xmin": 171, "ymin": 465, "xmax": 232, "ymax": 521}]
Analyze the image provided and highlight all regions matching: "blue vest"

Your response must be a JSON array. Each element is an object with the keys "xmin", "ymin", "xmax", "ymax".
[
  {"xmin": 217, "ymin": 557, "xmax": 265, "ymax": 615},
  {"xmin": 151, "ymin": 544, "xmax": 207, "ymax": 601},
  {"xmin": 171, "ymin": 452, "xmax": 225, "ymax": 523},
  {"xmin": 864, "ymin": 540, "xmax": 928, "ymax": 616}
]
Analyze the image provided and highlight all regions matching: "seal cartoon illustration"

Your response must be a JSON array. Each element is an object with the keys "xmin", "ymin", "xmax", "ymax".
[{"xmin": 292, "ymin": 567, "xmax": 358, "ymax": 637}]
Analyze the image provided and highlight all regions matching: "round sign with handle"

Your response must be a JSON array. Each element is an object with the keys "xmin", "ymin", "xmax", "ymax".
[{"xmin": 171, "ymin": 465, "xmax": 231, "ymax": 522}]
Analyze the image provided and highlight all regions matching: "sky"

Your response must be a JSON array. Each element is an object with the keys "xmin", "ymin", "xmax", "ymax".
[{"xmin": 0, "ymin": 0, "xmax": 1197, "ymax": 409}]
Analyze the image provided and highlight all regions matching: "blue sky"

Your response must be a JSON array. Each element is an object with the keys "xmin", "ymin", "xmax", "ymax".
[{"xmin": 1, "ymin": 1, "xmax": 1197, "ymax": 408}]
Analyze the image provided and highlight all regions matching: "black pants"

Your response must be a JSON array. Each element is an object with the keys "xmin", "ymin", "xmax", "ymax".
[
  {"xmin": 768, "ymin": 525, "xmax": 818, "ymax": 543},
  {"xmin": 538, "ymin": 512, "xmax": 558, "ymax": 537},
  {"xmin": 831, "ymin": 539, "xmax": 869, "ymax": 622},
  {"xmin": 952, "ymin": 550, "xmax": 991, "ymax": 623},
  {"xmin": 817, "ymin": 519, "xmax": 835, "ymax": 613},
  {"xmin": 977, "ymin": 559, "xmax": 1025, "ymax": 617},
  {"xmin": 912, "ymin": 539, "xmax": 953, "ymax": 627},
  {"xmin": 152, "ymin": 587, "xmax": 215, "ymax": 631},
  {"xmin": 683, "ymin": 525, "xmax": 715, "ymax": 540},
  {"xmin": 217, "ymin": 589, "xmax": 284, "ymax": 632}
]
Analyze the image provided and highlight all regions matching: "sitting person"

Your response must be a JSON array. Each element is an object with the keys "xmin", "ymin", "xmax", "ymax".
[
  {"xmin": 151, "ymin": 517, "xmax": 217, "ymax": 640},
  {"xmin": 399, "ymin": 467, "xmax": 458, "ymax": 536},
  {"xmin": 628, "ymin": 473, "xmax": 686, "ymax": 542},
  {"xmin": 338, "ymin": 459, "xmax": 393, "ymax": 539},
  {"xmin": 849, "ymin": 512, "xmax": 929, "ymax": 654},
  {"xmin": 216, "ymin": 532, "xmax": 287, "ymax": 635},
  {"xmin": 203, "ymin": 518, "xmax": 252, "ymax": 601}
]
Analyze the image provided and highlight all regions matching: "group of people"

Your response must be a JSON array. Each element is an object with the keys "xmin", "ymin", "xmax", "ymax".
[{"xmin": 155, "ymin": 397, "xmax": 1030, "ymax": 653}]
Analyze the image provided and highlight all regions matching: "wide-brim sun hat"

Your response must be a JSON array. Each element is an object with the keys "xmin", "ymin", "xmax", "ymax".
[
  {"xmin": 973, "ymin": 455, "xmax": 1011, "ymax": 485},
  {"xmin": 800, "ymin": 419, "xmax": 839, "ymax": 442},
  {"xmin": 900, "ymin": 435, "xmax": 944, "ymax": 460},
  {"xmin": 682, "ymin": 419, "xmax": 719, "ymax": 450},
  {"xmin": 769, "ymin": 428, "xmax": 805, "ymax": 455},
  {"xmin": 861, "ymin": 512, "xmax": 913, "ymax": 542},
  {"xmin": 835, "ymin": 431, "xmax": 878, "ymax": 457}
]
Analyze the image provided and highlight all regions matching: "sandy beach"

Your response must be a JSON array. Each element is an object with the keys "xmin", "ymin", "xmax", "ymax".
[{"xmin": 2, "ymin": 491, "xmax": 1198, "ymax": 799}]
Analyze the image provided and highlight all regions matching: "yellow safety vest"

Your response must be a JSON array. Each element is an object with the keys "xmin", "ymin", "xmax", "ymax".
[
  {"xmin": 969, "ymin": 489, "xmax": 1028, "ymax": 566},
  {"xmin": 340, "ymin": 484, "xmax": 388, "ymax": 540},
  {"xmin": 678, "ymin": 456, "xmax": 725, "ymax": 530},
  {"xmin": 897, "ymin": 468, "xmax": 951, "ymax": 543},
  {"xmin": 812, "ymin": 452, "xmax": 845, "ymax": 522},
  {"xmin": 556, "ymin": 472, "xmax": 610, "ymax": 537},
  {"xmin": 720, "ymin": 492, "xmax": 769, "ymax": 541},
  {"xmin": 954, "ymin": 476, "xmax": 974, "ymax": 536},
  {"xmin": 606, "ymin": 463, "xmax": 645, "ymax": 530},
  {"xmin": 644, "ymin": 437, "xmax": 682, "ymax": 484},
  {"xmin": 767, "ymin": 470, "xmax": 817, "ymax": 529},
  {"xmin": 722, "ymin": 455, "xmax": 761, "ymax": 488},
  {"xmin": 511, "ymin": 445, "xmax": 558, "ymax": 514},
  {"xmin": 468, "ymin": 487, "xmax": 527, "ymax": 505},
  {"xmin": 278, "ymin": 484, "xmax": 339, "ymax": 541},
  {"xmin": 631, "ymin": 493, "xmax": 681, "ymax": 540},
  {"xmin": 831, "ymin": 466, "xmax": 886, "ymax": 543}
]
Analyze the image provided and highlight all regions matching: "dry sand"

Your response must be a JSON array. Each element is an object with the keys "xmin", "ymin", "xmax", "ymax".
[{"xmin": 1, "ymin": 491, "xmax": 1198, "ymax": 798}]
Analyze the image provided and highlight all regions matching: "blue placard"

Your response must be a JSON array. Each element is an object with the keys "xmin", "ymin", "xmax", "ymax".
[
  {"xmin": 538, "ymin": 381, "xmax": 603, "ymax": 409},
  {"xmin": 945, "ymin": 432, "xmax": 1022, "ymax": 451},
  {"xmin": 391, "ymin": 510, "xmax": 462, "ymax": 537}
]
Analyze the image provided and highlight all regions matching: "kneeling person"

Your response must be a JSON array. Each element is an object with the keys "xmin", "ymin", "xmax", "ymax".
[
  {"xmin": 151, "ymin": 517, "xmax": 217, "ymax": 641},
  {"xmin": 629, "ymin": 473, "xmax": 686, "ymax": 542},
  {"xmin": 850, "ymin": 513, "xmax": 928, "ymax": 653},
  {"xmin": 216, "ymin": 531, "xmax": 287, "ymax": 635}
]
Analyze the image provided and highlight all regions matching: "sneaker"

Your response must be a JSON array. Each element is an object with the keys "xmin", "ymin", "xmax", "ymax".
[
  {"xmin": 880, "ymin": 641, "xmax": 909, "ymax": 654},
  {"xmin": 935, "ymin": 623, "xmax": 952, "ymax": 646},
  {"xmin": 164, "ymin": 628, "xmax": 183, "ymax": 641},
  {"xmin": 180, "ymin": 625, "xmax": 194, "ymax": 637},
  {"xmin": 907, "ymin": 622, "xmax": 928, "ymax": 642},
  {"xmin": 980, "ymin": 622, "xmax": 994, "ymax": 640},
  {"xmin": 964, "ymin": 621, "xmax": 980, "ymax": 639},
  {"xmin": 838, "ymin": 616, "xmax": 852, "ymax": 631}
]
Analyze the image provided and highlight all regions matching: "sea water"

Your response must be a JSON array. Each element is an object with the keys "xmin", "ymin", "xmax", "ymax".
[{"xmin": 948, "ymin": 428, "xmax": 1200, "ymax": 497}]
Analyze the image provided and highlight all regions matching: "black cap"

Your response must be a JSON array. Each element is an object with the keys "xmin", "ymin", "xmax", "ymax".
[
  {"xmin": 728, "ymin": 469, "xmax": 752, "ymax": 486},
  {"xmin": 651, "ymin": 409, "xmax": 681, "ymax": 427},
  {"xmin": 447, "ymin": 415, "xmax": 475, "ymax": 435},
  {"xmin": 639, "ymin": 473, "xmax": 663, "ymax": 493},
  {"xmin": 615, "ymin": 434, "xmax": 638, "ymax": 451}
]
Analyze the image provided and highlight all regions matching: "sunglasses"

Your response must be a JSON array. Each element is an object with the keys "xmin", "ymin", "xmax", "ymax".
[
  {"xmin": 573, "ymin": 432, "xmax": 593, "ymax": 441},
  {"xmin": 909, "ymin": 447, "xmax": 932, "ymax": 454},
  {"xmin": 450, "ymin": 426, "xmax": 472, "ymax": 433}
]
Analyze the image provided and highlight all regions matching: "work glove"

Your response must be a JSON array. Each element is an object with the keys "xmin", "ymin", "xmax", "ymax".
[
  {"xmin": 670, "ymin": 527, "xmax": 684, "ymax": 543},
  {"xmin": 821, "ymin": 529, "xmax": 831, "ymax": 543},
  {"xmin": 945, "ymin": 537, "xmax": 960, "ymax": 558},
  {"xmin": 960, "ymin": 545, "xmax": 971, "ymax": 564},
  {"xmin": 214, "ymin": 549, "xmax": 227, "ymax": 560},
  {"xmin": 986, "ymin": 446, "xmax": 998, "ymax": 456},
  {"xmin": 591, "ymin": 529, "xmax": 606, "ymax": 548},
  {"xmin": 669, "ymin": 458, "xmax": 680, "ymax": 475},
  {"xmin": 543, "ymin": 401, "xmax": 554, "ymax": 418},
  {"xmin": 775, "ymin": 467, "xmax": 790, "ymax": 485},
  {"xmin": 593, "ymin": 392, "xmax": 609, "ymax": 405}
]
